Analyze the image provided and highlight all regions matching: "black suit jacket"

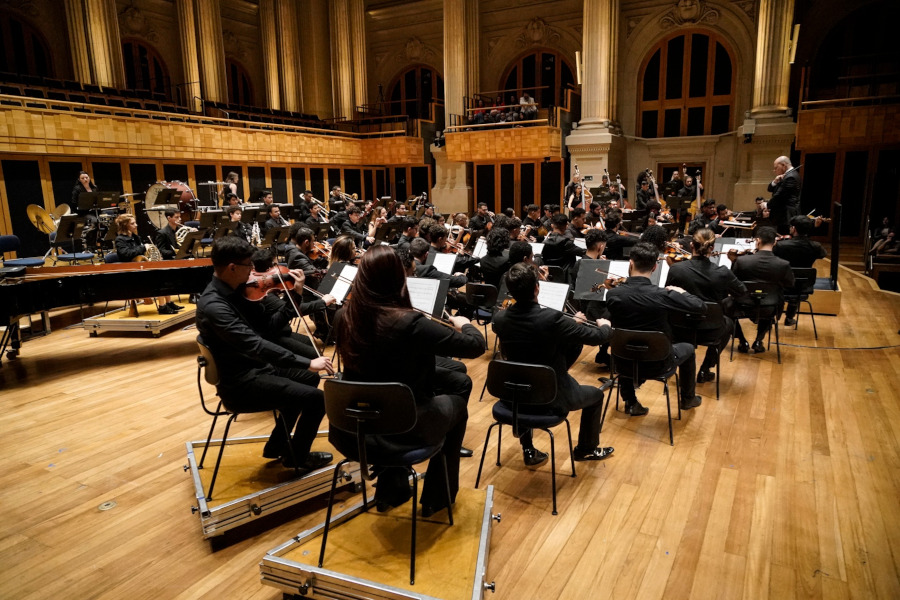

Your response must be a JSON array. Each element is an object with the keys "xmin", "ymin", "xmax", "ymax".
[
  {"xmin": 666, "ymin": 256, "xmax": 747, "ymax": 304},
  {"xmin": 414, "ymin": 260, "xmax": 467, "ymax": 288},
  {"xmin": 731, "ymin": 250, "xmax": 795, "ymax": 303},
  {"xmin": 606, "ymin": 276, "xmax": 706, "ymax": 341},
  {"xmin": 155, "ymin": 225, "xmax": 178, "ymax": 259},
  {"xmin": 767, "ymin": 170, "xmax": 801, "ymax": 231},
  {"xmin": 773, "ymin": 237, "xmax": 826, "ymax": 268},
  {"xmin": 479, "ymin": 252, "xmax": 510, "ymax": 289},
  {"xmin": 541, "ymin": 232, "xmax": 584, "ymax": 268},
  {"xmin": 492, "ymin": 301, "xmax": 611, "ymax": 412}
]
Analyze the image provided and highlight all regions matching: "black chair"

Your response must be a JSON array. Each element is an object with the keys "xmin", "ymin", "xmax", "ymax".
[
  {"xmin": 730, "ymin": 281, "xmax": 783, "ymax": 363},
  {"xmin": 784, "ymin": 267, "xmax": 818, "ymax": 339},
  {"xmin": 604, "ymin": 329, "xmax": 681, "ymax": 446},
  {"xmin": 465, "ymin": 282, "xmax": 499, "ymax": 347},
  {"xmin": 545, "ymin": 265, "xmax": 566, "ymax": 283},
  {"xmin": 475, "ymin": 360, "xmax": 574, "ymax": 515},
  {"xmin": 195, "ymin": 337, "xmax": 299, "ymax": 501},
  {"xmin": 670, "ymin": 301, "xmax": 726, "ymax": 400},
  {"xmin": 319, "ymin": 379, "xmax": 453, "ymax": 585}
]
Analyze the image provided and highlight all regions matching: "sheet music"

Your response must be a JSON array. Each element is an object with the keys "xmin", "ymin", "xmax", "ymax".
[
  {"xmin": 473, "ymin": 237, "xmax": 488, "ymax": 259},
  {"xmin": 431, "ymin": 252, "xmax": 457, "ymax": 275},
  {"xmin": 406, "ymin": 277, "xmax": 441, "ymax": 315},
  {"xmin": 658, "ymin": 259, "xmax": 670, "ymax": 288},
  {"xmin": 330, "ymin": 265, "xmax": 358, "ymax": 304},
  {"xmin": 573, "ymin": 238, "xmax": 587, "ymax": 249},
  {"xmin": 608, "ymin": 260, "xmax": 630, "ymax": 279},
  {"xmin": 529, "ymin": 242, "xmax": 544, "ymax": 256},
  {"xmin": 537, "ymin": 281, "xmax": 569, "ymax": 313},
  {"xmin": 716, "ymin": 244, "xmax": 744, "ymax": 269}
]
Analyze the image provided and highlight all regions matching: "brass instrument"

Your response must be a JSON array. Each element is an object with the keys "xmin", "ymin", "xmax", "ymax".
[{"xmin": 175, "ymin": 225, "xmax": 198, "ymax": 246}]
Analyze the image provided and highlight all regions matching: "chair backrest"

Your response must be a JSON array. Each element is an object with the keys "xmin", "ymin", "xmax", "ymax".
[
  {"xmin": 669, "ymin": 301, "xmax": 720, "ymax": 332},
  {"xmin": 324, "ymin": 379, "xmax": 417, "ymax": 437},
  {"xmin": 196, "ymin": 337, "xmax": 220, "ymax": 386},
  {"xmin": 742, "ymin": 281, "xmax": 783, "ymax": 308},
  {"xmin": 609, "ymin": 328, "xmax": 672, "ymax": 363},
  {"xmin": 465, "ymin": 282, "xmax": 499, "ymax": 309},
  {"xmin": 787, "ymin": 267, "xmax": 816, "ymax": 295},
  {"xmin": 104, "ymin": 252, "xmax": 120, "ymax": 264},
  {"xmin": 546, "ymin": 265, "xmax": 566, "ymax": 283},
  {"xmin": 485, "ymin": 360, "xmax": 557, "ymax": 406},
  {"xmin": 0, "ymin": 235, "xmax": 20, "ymax": 254}
]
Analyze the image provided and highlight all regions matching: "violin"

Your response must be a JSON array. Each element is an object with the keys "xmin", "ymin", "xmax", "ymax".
[
  {"xmin": 590, "ymin": 276, "xmax": 627, "ymax": 292},
  {"xmin": 244, "ymin": 265, "xmax": 295, "ymax": 301},
  {"xmin": 711, "ymin": 248, "xmax": 756, "ymax": 260},
  {"xmin": 309, "ymin": 241, "xmax": 331, "ymax": 261}
]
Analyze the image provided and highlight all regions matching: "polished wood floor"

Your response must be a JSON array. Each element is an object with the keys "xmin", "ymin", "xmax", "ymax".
[{"xmin": 1, "ymin": 260, "xmax": 899, "ymax": 599}]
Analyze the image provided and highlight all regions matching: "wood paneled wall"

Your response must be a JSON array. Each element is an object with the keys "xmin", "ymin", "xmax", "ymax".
[
  {"xmin": 796, "ymin": 105, "xmax": 900, "ymax": 151},
  {"xmin": 445, "ymin": 126, "xmax": 562, "ymax": 162}
]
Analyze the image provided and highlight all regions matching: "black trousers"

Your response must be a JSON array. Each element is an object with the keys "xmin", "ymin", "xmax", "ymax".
[
  {"xmin": 618, "ymin": 342, "xmax": 696, "ymax": 405},
  {"xmin": 515, "ymin": 384, "xmax": 605, "ymax": 451},
  {"xmin": 222, "ymin": 366, "xmax": 324, "ymax": 462}
]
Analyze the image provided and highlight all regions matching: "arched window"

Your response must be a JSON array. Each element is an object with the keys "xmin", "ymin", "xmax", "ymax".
[
  {"xmin": 387, "ymin": 65, "xmax": 443, "ymax": 119},
  {"xmin": 500, "ymin": 50, "xmax": 575, "ymax": 109},
  {"xmin": 225, "ymin": 58, "xmax": 253, "ymax": 106},
  {"xmin": 122, "ymin": 39, "xmax": 168, "ymax": 97},
  {"xmin": 638, "ymin": 31, "xmax": 735, "ymax": 138},
  {"xmin": 0, "ymin": 13, "xmax": 52, "ymax": 77}
]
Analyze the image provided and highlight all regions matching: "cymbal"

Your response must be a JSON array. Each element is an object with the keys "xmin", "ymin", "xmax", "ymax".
[
  {"xmin": 27, "ymin": 204, "xmax": 56, "ymax": 234},
  {"xmin": 50, "ymin": 204, "xmax": 71, "ymax": 220},
  {"xmin": 119, "ymin": 192, "xmax": 139, "ymax": 197}
]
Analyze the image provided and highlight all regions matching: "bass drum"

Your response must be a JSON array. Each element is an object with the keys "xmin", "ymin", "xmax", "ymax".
[
  {"xmin": 170, "ymin": 180, "xmax": 197, "ymax": 223},
  {"xmin": 145, "ymin": 182, "xmax": 170, "ymax": 209}
]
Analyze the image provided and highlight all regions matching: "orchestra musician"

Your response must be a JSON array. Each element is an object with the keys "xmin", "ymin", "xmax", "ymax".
[
  {"xmin": 690, "ymin": 199, "xmax": 719, "ymax": 231},
  {"xmin": 731, "ymin": 226, "xmax": 795, "ymax": 354},
  {"xmin": 113, "ymin": 214, "xmax": 182, "ymax": 314},
  {"xmin": 332, "ymin": 245, "xmax": 485, "ymax": 515},
  {"xmin": 541, "ymin": 214, "xmax": 585, "ymax": 276},
  {"xmin": 522, "ymin": 204, "xmax": 544, "ymax": 242},
  {"xmin": 767, "ymin": 156, "xmax": 801, "ymax": 235},
  {"xmin": 410, "ymin": 237, "xmax": 467, "ymax": 290},
  {"xmin": 469, "ymin": 202, "xmax": 494, "ymax": 233},
  {"xmin": 70, "ymin": 171, "xmax": 98, "ymax": 213},
  {"xmin": 479, "ymin": 227, "xmax": 512, "ymax": 289},
  {"xmin": 665, "ymin": 227, "xmax": 748, "ymax": 384},
  {"xmin": 368, "ymin": 206, "xmax": 389, "ymax": 238},
  {"xmin": 196, "ymin": 236, "xmax": 334, "ymax": 470},
  {"xmin": 154, "ymin": 209, "xmax": 182, "ymax": 259},
  {"xmin": 227, "ymin": 206, "xmax": 253, "ymax": 242},
  {"xmin": 263, "ymin": 204, "xmax": 290, "ymax": 233},
  {"xmin": 635, "ymin": 178, "xmax": 654, "ymax": 211},
  {"xmin": 219, "ymin": 171, "xmax": 240, "ymax": 204},
  {"xmin": 387, "ymin": 203, "xmax": 409, "ymax": 223},
  {"xmin": 328, "ymin": 235, "xmax": 358, "ymax": 268},
  {"xmin": 602, "ymin": 209, "xmax": 638, "ymax": 261},
  {"xmin": 772, "ymin": 215, "xmax": 827, "ymax": 326},
  {"xmin": 305, "ymin": 201, "xmax": 328, "ymax": 229},
  {"xmin": 395, "ymin": 217, "xmax": 419, "ymax": 252},
  {"xmin": 566, "ymin": 208, "xmax": 588, "ymax": 239},
  {"xmin": 605, "ymin": 242, "xmax": 705, "ymax": 416},
  {"xmin": 492, "ymin": 262, "xmax": 615, "ymax": 464},
  {"xmin": 224, "ymin": 192, "xmax": 241, "ymax": 207},
  {"xmin": 340, "ymin": 205, "xmax": 375, "ymax": 247},
  {"xmin": 566, "ymin": 183, "xmax": 592, "ymax": 214}
]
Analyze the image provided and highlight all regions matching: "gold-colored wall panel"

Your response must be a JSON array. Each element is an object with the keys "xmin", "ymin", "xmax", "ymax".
[
  {"xmin": 796, "ymin": 105, "xmax": 900, "ymax": 150},
  {"xmin": 444, "ymin": 126, "xmax": 562, "ymax": 162},
  {"xmin": 0, "ymin": 109, "xmax": 425, "ymax": 166}
]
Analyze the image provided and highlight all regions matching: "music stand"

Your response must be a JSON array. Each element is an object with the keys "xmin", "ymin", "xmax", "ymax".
[
  {"xmin": 214, "ymin": 221, "xmax": 239, "ymax": 239},
  {"xmin": 199, "ymin": 210, "xmax": 224, "ymax": 229},
  {"xmin": 406, "ymin": 276, "xmax": 451, "ymax": 318},
  {"xmin": 259, "ymin": 226, "xmax": 287, "ymax": 248},
  {"xmin": 77, "ymin": 192, "xmax": 103, "ymax": 214},
  {"xmin": 53, "ymin": 215, "xmax": 86, "ymax": 254},
  {"xmin": 174, "ymin": 230, "xmax": 206, "ymax": 259},
  {"xmin": 240, "ymin": 207, "xmax": 260, "ymax": 224},
  {"xmin": 310, "ymin": 223, "xmax": 331, "ymax": 242},
  {"xmin": 373, "ymin": 223, "xmax": 398, "ymax": 244}
]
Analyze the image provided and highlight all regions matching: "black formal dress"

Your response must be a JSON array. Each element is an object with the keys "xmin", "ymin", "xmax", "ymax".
[
  {"xmin": 767, "ymin": 170, "xmax": 801, "ymax": 235},
  {"xmin": 155, "ymin": 225, "xmax": 178, "ymax": 260},
  {"xmin": 666, "ymin": 257, "xmax": 748, "ymax": 370},
  {"xmin": 606, "ymin": 276, "xmax": 705, "ymax": 405},
  {"xmin": 196, "ymin": 276, "xmax": 325, "ymax": 461},
  {"xmin": 730, "ymin": 250, "xmax": 795, "ymax": 342},
  {"xmin": 492, "ymin": 301, "xmax": 612, "ymax": 451},
  {"xmin": 332, "ymin": 310, "xmax": 485, "ymax": 508},
  {"xmin": 70, "ymin": 182, "xmax": 98, "ymax": 214}
]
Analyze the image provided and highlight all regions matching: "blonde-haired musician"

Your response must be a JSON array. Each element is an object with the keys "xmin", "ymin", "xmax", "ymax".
[{"xmin": 114, "ymin": 214, "xmax": 182, "ymax": 314}]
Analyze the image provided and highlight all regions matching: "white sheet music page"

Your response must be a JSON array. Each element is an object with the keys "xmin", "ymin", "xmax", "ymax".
[
  {"xmin": 658, "ymin": 259, "xmax": 670, "ymax": 287},
  {"xmin": 597, "ymin": 260, "xmax": 630, "ymax": 301},
  {"xmin": 431, "ymin": 252, "xmax": 457, "ymax": 274},
  {"xmin": 406, "ymin": 277, "xmax": 441, "ymax": 315},
  {"xmin": 473, "ymin": 237, "xmax": 488, "ymax": 258},
  {"xmin": 573, "ymin": 238, "xmax": 587, "ymax": 249},
  {"xmin": 529, "ymin": 242, "xmax": 544, "ymax": 256},
  {"xmin": 330, "ymin": 264, "xmax": 358, "ymax": 304},
  {"xmin": 537, "ymin": 281, "xmax": 569, "ymax": 312},
  {"xmin": 716, "ymin": 243, "xmax": 756, "ymax": 269}
]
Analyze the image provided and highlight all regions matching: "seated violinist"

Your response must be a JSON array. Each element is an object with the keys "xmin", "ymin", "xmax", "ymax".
[
  {"xmin": 410, "ymin": 238, "xmax": 467, "ymax": 289},
  {"xmin": 427, "ymin": 224, "xmax": 479, "ymax": 273},
  {"xmin": 566, "ymin": 208, "xmax": 588, "ymax": 239},
  {"xmin": 602, "ymin": 209, "xmax": 638, "ymax": 261},
  {"xmin": 541, "ymin": 213, "xmax": 585, "ymax": 274}
]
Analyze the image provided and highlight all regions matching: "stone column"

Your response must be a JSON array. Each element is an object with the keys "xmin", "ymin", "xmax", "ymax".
[
  {"xmin": 751, "ymin": 0, "xmax": 795, "ymax": 118},
  {"xmin": 299, "ymin": 0, "xmax": 333, "ymax": 119},
  {"xmin": 349, "ymin": 0, "xmax": 367, "ymax": 109},
  {"xmin": 579, "ymin": 0, "xmax": 618, "ymax": 128},
  {"xmin": 565, "ymin": 0, "xmax": 624, "ymax": 195},
  {"xmin": 258, "ymin": 0, "xmax": 280, "ymax": 111},
  {"xmin": 195, "ymin": 0, "xmax": 228, "ymax": 104},
  {"xmin": 465, "ymin": 0, "xmax": 480, "ymax": 98},
  {"xmin": 83, "ymin": 0, "xmax": 125, "ymax": 89},
  {"xmin": 275, "ymin": 0, "xmax": 302, "ymax": 113},
  {"xmin": 433, "ymin": 0, "xmax": 477, "ymax": 214},
  {"xmin": 330, "ymin": 0, "xmax": 354, "ymax": 119},
  {"xmin": 64, "ymin": 0, "xmax": 93, "ymax": 85},
  {"xmin": 175, "ymin": 0, "xmax": 202, "ymax": 112}
]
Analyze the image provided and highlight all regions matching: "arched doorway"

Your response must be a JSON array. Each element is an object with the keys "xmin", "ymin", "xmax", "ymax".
[
  {"xmin": 122, "ymin": 39, "xmax": 169, "ymax": 97},
  {"xmin": 387, "ymin": 64, "xmax": 443, "ymax": 119},
  {"xmin": 0, "ymin": 12, "xmax": 52, "ymax": 78},
  {"xmin": 499, "ymin": 49, "xmax": 575, "ymax": 109}
]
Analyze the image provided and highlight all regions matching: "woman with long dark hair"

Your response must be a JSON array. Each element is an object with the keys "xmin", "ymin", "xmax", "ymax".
[{"xmin": 333, "ymin": 245, "xmax": 485, "ymax": 515}]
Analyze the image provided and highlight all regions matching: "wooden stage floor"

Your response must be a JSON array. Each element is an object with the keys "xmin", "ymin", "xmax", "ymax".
[{"xmin": 1, "ymin": 260, "xmax": 899, "ymax": 599}]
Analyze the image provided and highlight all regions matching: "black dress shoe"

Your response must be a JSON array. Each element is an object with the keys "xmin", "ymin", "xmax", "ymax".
[
  {"xmin": 751, "ymin": 340, "xmax": 766, "ymax": 353},
  {"xmin": 573, "ymin": 446, "xmax": 614, "ymax": 461},
  {"xmin": 679, "ymin": 395, "xmax": 702, "ymax": 410},
  {"xmin": 522, "ymin": 448, "xmax": 549, "ymax": 466},
  {"xmin": 167, "ymin": 302, "xmax": 185, "ymax": 311},
  {"xmin": 625, "ymin": 401, "xmax": 649, "ymax": 416},
  {"xmin": 375, "ymin": 485, "xmax": 413, "ymax": 513},
  {"xmin": 737, "ymin": 340, "xmax": 750, "ymax": 354},
  {"xmin": 459, "ymin": 446, "xmax": 474, "ymax": 458},
  {"xmin": 697, "ymin": 369, "xmax": 716, "ymax": 383},
  {"xmin": 784, "ymin": 317, "xmax": 796, "ymax": 326},
  {"xmin": 158, "ymin": 305, "xmax": 176, "ymax": 315},
  {"xmin": 283, "ymin": 450, "xmax": 333, "ymax": 471}
]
